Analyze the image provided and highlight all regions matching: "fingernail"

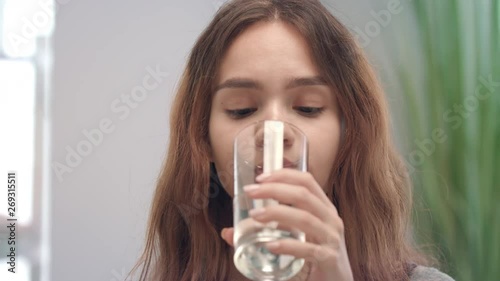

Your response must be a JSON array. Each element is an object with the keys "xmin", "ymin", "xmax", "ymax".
[
  {"xmin": 249, "ymin": 208, "xmax": 266, "ymax": 217},
  {"xmin": 256, "ymin": 173, "xmax": 271, "ymax": 182},
  {"xmin": 266, "ymin": 241, "xmax": 280, "ymax": 250},
  {"xmin": 243, "ymin": 184, "xmax": 260, "ymax": 192}
]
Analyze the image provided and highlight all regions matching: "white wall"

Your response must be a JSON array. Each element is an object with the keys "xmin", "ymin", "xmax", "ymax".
[
  {"xmin": 51, "ymin": 1, "xmax": 217, "ymax": 280},
  {"xmin": 49, "ymin": 1, "xmax": 410, "ymax": 280}
]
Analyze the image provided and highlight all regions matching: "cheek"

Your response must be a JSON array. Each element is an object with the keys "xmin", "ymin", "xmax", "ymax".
[
  {"xmin": 209, "ymin": 119, "xmax": 237, "ymax": 196},
  {"xmin": 214, "ymin": 161, "xmax": 234, "ymax": 197},
  {"xmin": 307, "ymin": 127, "xmax": 341, "ymax": 189},
  {"xmin": 210, "ymin": 144, "xmax": 236, "ymax": 197}
]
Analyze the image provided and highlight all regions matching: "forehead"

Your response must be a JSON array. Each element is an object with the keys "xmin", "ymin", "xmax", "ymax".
[{"xmin": 217, "ymin": 21, "xmax": 322, "ymax": 84}]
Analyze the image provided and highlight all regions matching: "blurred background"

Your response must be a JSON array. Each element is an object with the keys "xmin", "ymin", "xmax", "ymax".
[{"xmin": 0, "ymin": 0, "xmax": 498, "ymax": 280}]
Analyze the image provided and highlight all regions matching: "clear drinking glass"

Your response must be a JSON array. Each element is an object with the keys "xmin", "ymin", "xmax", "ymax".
[{"xmin": 233, "ymin": 120, "xmax": 307, "ymax": 281}]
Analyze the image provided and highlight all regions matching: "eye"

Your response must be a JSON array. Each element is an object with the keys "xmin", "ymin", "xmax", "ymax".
[
  {"xmin": 294, "ymin": 106, "xmax": 324, "ymax": 117},
  {"xmin": 225, "ymin": 108, "xmax": 257, "ymax": 119}
]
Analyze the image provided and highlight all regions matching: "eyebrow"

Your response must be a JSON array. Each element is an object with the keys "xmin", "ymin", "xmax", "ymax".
[{"xmin": 214, "ymin": 75, "xmax": 328, "ymax": 93}]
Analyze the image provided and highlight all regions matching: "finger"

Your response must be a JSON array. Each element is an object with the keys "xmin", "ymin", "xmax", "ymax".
[
  {"xmin": 266, "ymin": 238, "xmax": 353, "ymax": 281},
  {"xmin": 221, "ymin": 227, "xmax": 234, "ymax": 247},
  {"xmin": 245, "ymin": 182, "xmax": 334, "ymax": 223},
  {"xmin": 256, "ymin": 168, "xmax": 334, "ymax": 209},
  {"xmin": 249, "ymin": 204, "xmax": 332, "ymax": 244},
  {"xmin": 264, "ymin": 238, "xmax": 339, "ymax": 266}
]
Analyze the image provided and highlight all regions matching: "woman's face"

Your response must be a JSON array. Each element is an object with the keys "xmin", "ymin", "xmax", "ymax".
[{"xmin": 209, "ymin": 21, "xmax": 341, "ymax": 196}]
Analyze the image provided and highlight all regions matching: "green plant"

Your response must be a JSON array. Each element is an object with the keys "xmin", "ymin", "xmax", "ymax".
[{"xmin": 394, "ymin": 1, "xmax": 500, "ymax": 280}]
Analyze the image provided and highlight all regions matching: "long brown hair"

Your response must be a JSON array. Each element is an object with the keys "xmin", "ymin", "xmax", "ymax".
[{"xmin": 130, "ymin": 0, "xmax": 428, "ymax": 280}]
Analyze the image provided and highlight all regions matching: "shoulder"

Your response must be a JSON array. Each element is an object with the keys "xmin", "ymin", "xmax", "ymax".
[{"xmin": 409, "ymin": 265, "xmax": 455, "ymax": 281}]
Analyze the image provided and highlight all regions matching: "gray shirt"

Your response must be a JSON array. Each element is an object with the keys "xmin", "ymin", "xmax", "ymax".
[{"xmin": 410, "ymin": 266, "xmax": 455, "ymax": 281}]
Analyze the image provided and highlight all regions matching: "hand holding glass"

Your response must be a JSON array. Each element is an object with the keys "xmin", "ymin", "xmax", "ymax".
[{"xmin": 233, "ymin": 120, "xmax": 307, "ymax": 281}]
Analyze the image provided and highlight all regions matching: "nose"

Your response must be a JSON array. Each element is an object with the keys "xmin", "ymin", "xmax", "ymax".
[
  {"xmin": 261, "ymin": 101, "xmax": 286, "ymax": 123},
  {"xmin": 255, "ymin": 101, "xmax": 296, "ymax": 146},
  {"xmin": 254, "ymin": 121, "xmax": 296, "ymax": 149}
]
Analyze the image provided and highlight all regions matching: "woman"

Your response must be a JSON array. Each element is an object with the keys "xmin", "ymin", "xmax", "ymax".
[{"xmin": 131, "ymin": 0, "xmax": 454, "ymax": 280}]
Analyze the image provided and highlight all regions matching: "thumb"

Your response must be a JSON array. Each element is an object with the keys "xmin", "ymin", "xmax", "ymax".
[{"xmin": 221, "ymin": 227, "xmax": 234, "ymax": 247}]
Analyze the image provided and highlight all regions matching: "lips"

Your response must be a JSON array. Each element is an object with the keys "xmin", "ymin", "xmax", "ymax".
[{"xmin": 254, "ymin": 158, "xmax": 297, "ymax": 175}]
